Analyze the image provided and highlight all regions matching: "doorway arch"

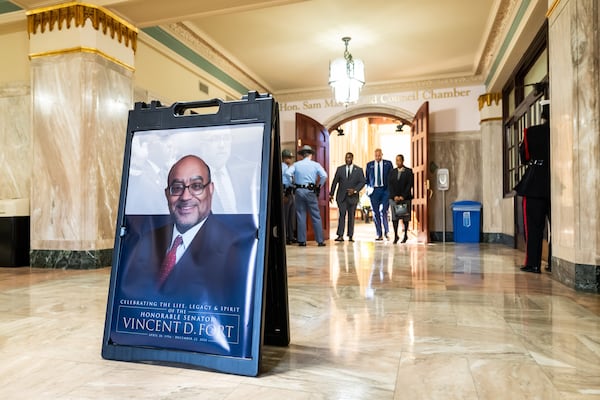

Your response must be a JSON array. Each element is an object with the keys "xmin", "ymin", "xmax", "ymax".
[
  {"xmin": 323, "ymin": 104, "xmax": 414, "ymax": 132},
  {"xmin": 322, "ymin": 104, "xmax": 417, "ymax": 242}
]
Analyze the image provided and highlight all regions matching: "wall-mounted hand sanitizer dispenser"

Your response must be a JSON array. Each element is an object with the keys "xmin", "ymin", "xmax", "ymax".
[{"xmin": 437, "ymin": 168, "xmax": 449, "ymax": 191}]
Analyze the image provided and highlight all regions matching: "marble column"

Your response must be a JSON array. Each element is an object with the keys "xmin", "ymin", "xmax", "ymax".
[
  {"xmin": 27, "ymin": 3, "xmax": 136, "ymax": 268},
  {"xmin": 478, "ymin": 93, "xmax": 508, "ymax": 244},
  {"xmin": 548, "ymin": 0, "xmax": 599, "ymax": 292}
]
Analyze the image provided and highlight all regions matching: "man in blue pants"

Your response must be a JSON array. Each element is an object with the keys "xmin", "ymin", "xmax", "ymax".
[
  {"xmin": 286, "ymin": 145, "xmax": 328, "ymax": 246},
  {"xmin": 365, "ymin": 148, "xmax": 394, "ymax": 241}
]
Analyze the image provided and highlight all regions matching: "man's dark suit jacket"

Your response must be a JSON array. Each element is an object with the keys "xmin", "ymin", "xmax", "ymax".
[
  {"xmin": 330, "ymin": 164, "xmax": 366, "ymax": 204},
  {"xmin": 113, "ymin": 213, "xmax": 255, "ymax": 357},
  {"xmin": 118, "ymin": 213, "xmax": 252, "ymax": 303},
  {"xmin": 365, "ymin": 159, "xmax": 394, "ymax": 189}
]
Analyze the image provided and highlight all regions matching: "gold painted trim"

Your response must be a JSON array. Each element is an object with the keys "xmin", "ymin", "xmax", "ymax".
[
  {"xmin": 477, "ymin": 93, "xmax": 502, "ymax": 110},
  {"xmin": 29, "ymin": 47, "xmax": 135, "ymax": 72},
  {"xmin": 547, "ymin": 0, "xmax": 561, "ymax": 18},
  {"xmin": 26, "ymin": 2, "xmax": 138, "ymax": 52},
  {"xmin": 480, "ymin": 117, "xmax": 503, "ymax": 123}
]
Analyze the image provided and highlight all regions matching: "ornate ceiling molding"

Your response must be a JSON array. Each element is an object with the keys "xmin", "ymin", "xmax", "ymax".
[
  {"xmin": 166, "ymin": 22, "xmax": 267, "ymax": 93},
  {"xmin": 475, "ymin": 0, "xmax": 519, "ymax": 76}
]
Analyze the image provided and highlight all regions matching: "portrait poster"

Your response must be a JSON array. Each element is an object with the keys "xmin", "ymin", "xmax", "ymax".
[{"xmin": 102, "ymin": 94, "xmax": 286, "ymax": 376}]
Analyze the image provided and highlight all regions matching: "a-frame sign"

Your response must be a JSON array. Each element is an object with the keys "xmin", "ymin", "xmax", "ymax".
[{"xmin": 102, "ymin": 92, "xmax": 289, "ymax": 376}]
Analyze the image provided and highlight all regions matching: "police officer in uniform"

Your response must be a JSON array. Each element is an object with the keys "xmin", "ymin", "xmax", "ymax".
[
  {"xmin": 285, "ymin": 145, "xmax": 328, "ymax": 246},
  {"xmin": 281, "ymin": 149, "xmax": 296, "ymax": 244},
  {"xmin": 515, "ymin": 102, "xmax": 550, "ymax": 273}
]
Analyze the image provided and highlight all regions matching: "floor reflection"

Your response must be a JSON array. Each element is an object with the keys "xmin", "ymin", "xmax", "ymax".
[{"xmin": 0, "ymin": 222, "xmax": 598, "ymax": 399}]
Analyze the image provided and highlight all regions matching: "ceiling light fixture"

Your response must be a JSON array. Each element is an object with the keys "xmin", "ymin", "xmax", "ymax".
[
  {"xmin": 328, "ymin": 37, "xmax": 365, "ymax": 106},
  {"xmin": 395, "ymin": 123, "xmax": 405, "ymax": 132},
  {"xmin": 336, "ymin": 127, "xmax": 344, "ymax": 136}
]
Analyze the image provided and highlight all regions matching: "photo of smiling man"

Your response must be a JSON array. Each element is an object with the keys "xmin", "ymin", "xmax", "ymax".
[{"xmin": 113, "ymin": 153, "xmax": 256, "ymax": 358}]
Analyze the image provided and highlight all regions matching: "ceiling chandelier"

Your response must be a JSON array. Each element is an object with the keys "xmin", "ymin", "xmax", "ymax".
[{"xmin": 328, "ymin": 37, "xmax": 365, "ymax": 106}]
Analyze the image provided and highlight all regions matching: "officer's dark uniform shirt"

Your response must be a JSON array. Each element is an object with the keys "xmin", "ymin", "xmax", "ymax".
[{"xmin": 516, "ymin": 122, "xmax": 550, "ymax": 199}]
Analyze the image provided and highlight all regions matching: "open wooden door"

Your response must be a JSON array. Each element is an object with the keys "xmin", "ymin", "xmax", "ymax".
[
  {"xmin": 410, "ymin": 102, "xmax": 430, "ymax": 243},
  {"xmin": 295, "ymin": 113, "xmax": 330, "ymax": 241}
]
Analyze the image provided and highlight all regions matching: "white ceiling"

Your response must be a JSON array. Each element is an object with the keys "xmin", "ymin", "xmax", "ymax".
[{"xmin": 11, "ymin": 0, "xmax": 503, "ymax": 94}]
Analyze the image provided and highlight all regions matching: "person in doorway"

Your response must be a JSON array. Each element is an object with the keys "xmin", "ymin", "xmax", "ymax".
[
  {"xmin": 515, "ymin": 103, "xmax": 551, "ymax": 273},
  {"xmin": 365, "ymin": 148, "xmax": 394, "ymax": 241},
  {"xmin": 388, "ymin": 154, "xmax": 414, "ymax": 244},
  {"xmin": 285, "ymin": 144, "xmax": 328, "ymax": 246},
  {"xmin": 198, "ymin": 130, "xmax": 258, "ymax": 214},
  {"xmin": 281, "ymin": 149, "xmax": 297, "ymax": 244},
  {"xmin": 329, "ymin": 152, "xmax": 366, "ymax": 242}
]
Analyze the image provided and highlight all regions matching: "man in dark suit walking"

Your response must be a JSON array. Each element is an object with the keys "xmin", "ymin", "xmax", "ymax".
[
  {"xmin": 329, "ymin": 152, "xmax": 366, "ymax": 242},
  {"xmin": 515, "ymin": 103, "xmax": 551, "ymax": 274},
  {"xmin": 365, "ymin": 148, "xmax": 394, "ymax": 241}
]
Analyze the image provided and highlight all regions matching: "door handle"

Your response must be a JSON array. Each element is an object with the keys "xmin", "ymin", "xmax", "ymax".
[{"xmin": 426, "ymin": 179, "xmax": 433, "ymax": 199}]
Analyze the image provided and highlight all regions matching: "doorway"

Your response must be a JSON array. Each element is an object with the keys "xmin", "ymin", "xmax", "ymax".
[
  {"xmin": 327, "ymin": 116, "xmax": 411, "ymax": 239},
  {"xmin": 295, "ymin": 103, "xmax": 430, "ymax": 243}
]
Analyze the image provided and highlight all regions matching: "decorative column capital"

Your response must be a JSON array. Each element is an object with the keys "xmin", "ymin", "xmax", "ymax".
[
  {"xmin": 477, "ymin": 92, "xmax": 502, "ymax": 111},
  {"xmin": 27, "ymin": 2, "xmax": 137, "ymax": 51},
  {"xmin": 27, "ymin": 2, "xmax": 138, "ymax": 70},
  {"xmin": 478, "ymin": 92, "xmax": 502, "ymax": 123}
]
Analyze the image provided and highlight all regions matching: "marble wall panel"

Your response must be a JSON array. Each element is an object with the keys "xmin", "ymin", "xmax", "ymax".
[
  {"xmin": 572, "ymin": 0, "xmax": 599, "ymax": 260},
  {"xmin": 0, "ymin": 83, "xmax": 31, "ymax": 201},
  {"xmin": 428, "ymin": 131, "xmax": 482, "ymax": 233},
  {"xmin": 30, "ymin": 53, "xmax": 132, "ymax": 251},
  {"xmin": 549, "ymin": 1, "xmax": 576, "ymax": 261},
  {"xmin": 549, "ymin": 0, "xmax": 600, "ymax": 266},
  {"xmin": 501, "ymin": 198, "xmax": 515, "ymax": 237},
  {"xmin": 480, "ymin": 120, "xmax": 504, "ymax": 234}
]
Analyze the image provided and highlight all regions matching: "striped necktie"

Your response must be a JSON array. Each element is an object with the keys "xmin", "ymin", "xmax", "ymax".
[{"xmin": 158, "ymin": 235, "xmax": 183, "ymax": 286}]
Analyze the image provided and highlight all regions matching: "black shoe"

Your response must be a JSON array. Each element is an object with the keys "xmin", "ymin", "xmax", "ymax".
[
  {"xmin": 348, "ymin": 236, "xmax": 354, "ymax": 242},
  {"xmin": 334, "ymin": 236, "xmax": 344, "ymax": 242},
  {"xmin": 385, "ymin": 234, "xmax": 389, "ymax": 240},
  {"xmin": 375, "ymin": 236, "xmax": 383, "ymax": 241},
  {"xmin": 393, "ymin": 236, "xmax": 399, "ymax": 244},
  {"xmin": 298, "ymin": 242, "xmax": 306, "ymax": 247},
  {"xmin": 318, "ymin": 242, "xmax": 326, "ymax": 247},
  {"xmin": 401, "ymin": 236, "xmax": 408, "ymax": 243},
  {"xmin": 520, "ymin": 265, "xmax": 541, "ymax": 274}
]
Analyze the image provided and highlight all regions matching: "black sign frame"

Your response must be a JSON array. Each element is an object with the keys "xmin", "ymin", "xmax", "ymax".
[{"xmin": 102, "ymin": 92, "xmax": 289, "ymax": 377}]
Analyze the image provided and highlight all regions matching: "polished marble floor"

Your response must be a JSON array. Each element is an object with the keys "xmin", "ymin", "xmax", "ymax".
[{"xmin": 0, "ymin": 222, "xmax": 599, "ymax": 399}]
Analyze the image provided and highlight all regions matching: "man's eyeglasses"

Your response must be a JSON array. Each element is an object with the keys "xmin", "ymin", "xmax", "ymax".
[{"xmin": 167, "ymin": 181, "xmax": 211, "ymax": 196}]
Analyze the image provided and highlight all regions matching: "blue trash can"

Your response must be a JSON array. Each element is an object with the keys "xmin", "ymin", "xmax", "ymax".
[{"xmin": 451, "ymin": 201, "xmax": 482, "ymax": 243}]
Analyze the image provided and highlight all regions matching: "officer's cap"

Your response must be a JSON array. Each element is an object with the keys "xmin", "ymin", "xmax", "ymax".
[
  {"xmin": 282, "ymin": 149, "xmax": 294, "ymax": 158},
  {"xmin": 298, "ymin": 145, "xmax": 314, "ymax": 155}
]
